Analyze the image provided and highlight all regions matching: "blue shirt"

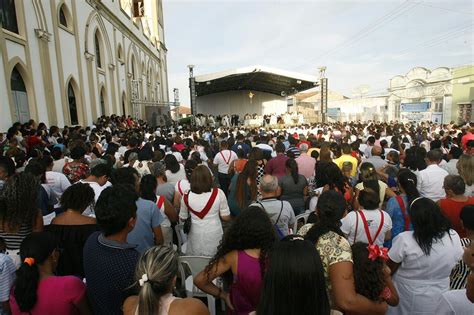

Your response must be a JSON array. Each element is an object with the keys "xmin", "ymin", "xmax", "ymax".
[
  {"xmin": 384, "ymin": 195, "xmax": 413, "ymax": 248},
  {"xmin": 127, "ymin": 198, "xmax": 164, "ymax": 254},
  {"xmin": 83, "ymin": 232, "xmax": 139, "ymax": 315}
]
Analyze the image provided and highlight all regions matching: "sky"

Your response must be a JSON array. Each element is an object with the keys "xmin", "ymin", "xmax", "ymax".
[{"xmin": 163, "ymin": 0, "xmax": 473, "ymax": 106}]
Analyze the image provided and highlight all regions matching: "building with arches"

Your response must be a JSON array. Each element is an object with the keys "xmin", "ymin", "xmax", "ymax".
[
  {"xmin": 0, "ymin": 0, "xmax": 169, "ymax": 131},
  {"xmin": 388, "ymin": 65, "xmax": 473, "ymax": 124}
]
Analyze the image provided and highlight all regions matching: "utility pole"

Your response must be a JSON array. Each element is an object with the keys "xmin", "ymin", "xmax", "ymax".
[{"xmin": 319, "ymin": 66, "xmax": 328, "ymax": 123}]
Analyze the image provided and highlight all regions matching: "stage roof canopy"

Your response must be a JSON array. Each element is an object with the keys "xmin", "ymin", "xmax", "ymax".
[{"xmin": 194, "ymin": 65, "xmax": 319, "ymax": 97}]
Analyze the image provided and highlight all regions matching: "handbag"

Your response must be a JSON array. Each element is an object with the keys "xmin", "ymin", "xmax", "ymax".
[
  {"xmin": 183, "ymin": 188, "xmax": 219, "ymax": 234},
  {"xmin": 183, "ymin": 216, "xmax": 192, "ymax": 234}
]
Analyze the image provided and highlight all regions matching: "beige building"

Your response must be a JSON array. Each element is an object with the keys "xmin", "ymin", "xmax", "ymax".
[
  {"xmin": 388, "ymin": 66, "xmax": 455, "ymax": 123},
  {"xmin": 0, "ymin": 0, "xmax": 169, "ymax": 131}
]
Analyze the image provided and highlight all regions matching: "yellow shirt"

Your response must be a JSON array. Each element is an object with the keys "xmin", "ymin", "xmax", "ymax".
[{"xmin": 334, "ymin": 154, "xmax": 358, "ymax": 177}]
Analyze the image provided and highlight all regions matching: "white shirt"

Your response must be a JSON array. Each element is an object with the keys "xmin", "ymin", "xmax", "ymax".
[
  {"xmin": 52, "ymin": 158, "xmax": 66, "ymax": 173},
  {"xmin": 417, "ymin": 164, "xmax": 449, "ymax": 202},
  {"xmin": 436, "ymin": 289, "xmax": 474, "ymax": 315},
  {"xmin": 387, "ymin": 230, "xmax": 463, "ymax": 315},
  {"xmin": 166, "ymin": 164, "xmax": 187, "ymax": 186},
  {"xmin": 78, "ymin": 180, "xmax": 109, "ymax": 216},
  {"xmin": 175, "ymin": 179, "xmax": 190, "ymax": 196},
  {"xmin": 213, "ymin": 150, "xmax": 237, "ymax": 174},
  {"xmin": 45, "ymin": 171, "xmax": 71, "ymax": 207},
  {"xmin": 341, "ymin": 209, "xmax": 392, "ymax": 246},
  {"xmin": 441, "ymin": 159, "xmax": 459, "ymax": 176}
]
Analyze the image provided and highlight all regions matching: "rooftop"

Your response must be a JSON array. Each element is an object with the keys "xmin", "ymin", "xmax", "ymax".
[{"xmin": 193, "ymin": 65, "xmax": 319, "ymax": 97}]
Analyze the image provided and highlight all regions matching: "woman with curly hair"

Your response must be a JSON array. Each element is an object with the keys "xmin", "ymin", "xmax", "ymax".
[
  {"xmin": 194, "ymin": 206, "xmax": 276, "ymax": 314},
  {"xmin": 0, "ymin": 172, "xmax": 43, "ymax": 264},
  {"xmin": 351, "ymin": 242, "xmax": 399, "ymax": 310}
]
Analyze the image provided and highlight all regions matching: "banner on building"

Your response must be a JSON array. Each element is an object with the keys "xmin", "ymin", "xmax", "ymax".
[
  {"xmin": 400, "ymin": 112, "xmax": 431, "ymax": 122},
  {"xmin": 327, "ymin": 107, "xmax": 341, "ymax": 118},
  {"xmin": 400, "ymin": 102, "xmax": 430, "ymax": 112}
]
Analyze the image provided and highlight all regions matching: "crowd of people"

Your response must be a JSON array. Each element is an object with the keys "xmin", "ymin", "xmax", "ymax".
[
  {"xmin": 193, "ymin": 112, "xmax": 305, "ymax": 128},
  {"xmin": 0, "ymin": 114, "xmax": 473, "ymax": 315}
]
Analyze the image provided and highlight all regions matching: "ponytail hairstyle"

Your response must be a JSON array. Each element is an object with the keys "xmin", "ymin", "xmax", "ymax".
[
  {"xmin": 14, "ymin": 232, "xmax": 58, "ymax": 312},
  {"xmin": 305, "ymin": 190, "xmax": 347, "ymax": 244},
  {"xmin": 184, "ymin": 159, "xmax": 198, "ymax": 181},
  {"xmin": 286, "ymin": 159, "xmax": 299, "ymax": 184},
  {"xmin": 359, "ymin": 162, "xmax": 380, "ymax": 196},
  {"xmin": 397, "ymin": 169, "xmax": 419, "ymax": 207},
  {"xmin": 135, "ymin": 246, "xmax": 179, "ymax": 315}
]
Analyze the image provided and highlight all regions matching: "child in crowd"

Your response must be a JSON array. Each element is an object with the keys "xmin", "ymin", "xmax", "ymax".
[
  {"xmin": 0, "ymin": 237, "xmax": 16, "ymax": 315},
  {"xmin": 351, "ymin": 242, "xmax": 399, "ymax": 311}
]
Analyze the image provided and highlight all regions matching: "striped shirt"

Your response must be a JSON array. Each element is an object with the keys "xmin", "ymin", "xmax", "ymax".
[
  {"xmin": 286, "ymin": 146, "xmax": 301, "ymax": 158},
  {"xmin": 0, "ymin": 223, "xmax": 33, "ymax": 250},
  {"xmin": 0, "ymin": 254, "xmax": 16, "ymax": 303},
  {"xmin": 450, "ymin": 238, "xmax": 471, "ymax": 289}
]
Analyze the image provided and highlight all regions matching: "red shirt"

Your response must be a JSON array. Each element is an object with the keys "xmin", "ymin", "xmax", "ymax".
[
  {"xmin": 462, "ymin": 132, "xmax": 474, "ymax": 151},
  {"xmin": 439, "ymin": 197, "xmax": 474, "ymax": 238}
]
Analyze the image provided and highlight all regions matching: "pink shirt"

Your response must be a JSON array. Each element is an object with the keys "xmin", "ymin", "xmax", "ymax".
[
  {"xmin": 295, "ymin": 153, "xmax": 316, "ymax": 179},
  {"xmin": 10, "ymin": 276, "xmax": 86, "ymax": 315}
]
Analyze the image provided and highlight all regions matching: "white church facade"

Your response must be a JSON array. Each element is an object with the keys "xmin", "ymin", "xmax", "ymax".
[{"xmin": 0, "ymin": 0, "xmax": 169, "ymax": 131}]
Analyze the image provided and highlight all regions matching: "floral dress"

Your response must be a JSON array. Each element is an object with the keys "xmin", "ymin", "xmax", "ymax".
[
  {"xmin": 63, "ymin": 162, "xmax": 89, "ymax": 184},
  {"xmin": 299, "ymin": 226, "xmax": 353, "ymax": 303}
]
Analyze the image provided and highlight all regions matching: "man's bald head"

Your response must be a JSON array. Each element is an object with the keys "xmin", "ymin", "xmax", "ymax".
[
  {"xmin": 260, "ymin": 175, "xmax": 278, "ymax": 194},
  {"xmin": 371, "ymin": 145, "xmax": 383, "ymax": 157}
]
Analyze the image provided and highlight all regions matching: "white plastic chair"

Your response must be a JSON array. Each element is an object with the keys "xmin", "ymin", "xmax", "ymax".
[
  {"xmin": 174, "ymin": 224, "xmax": 187, "ymax": 255},
  {"xmin": 292, "ymin": 211, "xmax": 311, "ymax": 234},
  {"xmin": 178, "ymin": 256, "xmax": 217, "ymax": 315}
]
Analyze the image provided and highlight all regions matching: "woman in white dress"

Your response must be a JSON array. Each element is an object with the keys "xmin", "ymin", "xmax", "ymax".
[
  {"xmin": 179, "ymin": 165, "xmax": 231, "ymax": 257},
  {"xmin": 387, "ymin": 197, "xmax": 463, "ymax": 315}
]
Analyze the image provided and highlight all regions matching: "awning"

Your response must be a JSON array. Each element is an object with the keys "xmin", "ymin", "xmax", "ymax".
[{"xmin": 193, "ymin": 65, "xmax": 319, "ymax": 97}]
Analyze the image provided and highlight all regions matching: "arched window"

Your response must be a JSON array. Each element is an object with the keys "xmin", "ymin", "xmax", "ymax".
[
  {"xmin": 122, "ymin": 93, "xmax": 126, "ymax": 115},
  {"xmin": 117, "ymin": 44, "xmax": 123, "ymax": 62},
  {"xmin": 59, "ymin": 5, "xmax": 68, "ymax": 28},
  {"xmin": 100, "ymin": 88, "xmax": 106, "ymax": 116},
  {"xmin": 67, "ymin": 82, "xmax": 78, "ymax": 125},
  {"xmin": 10, "ymin": 66, "xmax": 29, "ymax": 123},
  {"xmin": 131, "ymin": 56, "xmax": 136, "ymax": 80},
  {"xmin": 95, "ymin": 32, "xmax": 102, "ymax": 68},
  {"xmin": 0, "ymin": 0, "xmax": 19, "ymax": 34}
]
